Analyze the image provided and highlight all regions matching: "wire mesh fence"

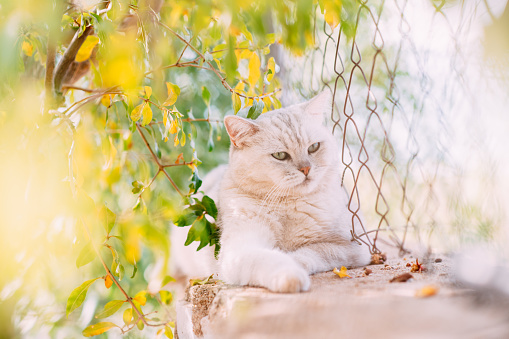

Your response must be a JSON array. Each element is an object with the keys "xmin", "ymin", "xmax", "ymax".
[{"xmin": 278, "ymin": 0, "xmax": 509, "ymax": 256}]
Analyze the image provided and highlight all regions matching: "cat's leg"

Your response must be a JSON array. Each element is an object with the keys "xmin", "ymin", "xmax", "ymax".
[
  {"xmin": 219, "ymin": 222, "xmax": 310, "ymax": 293},
  {"xmin": 289, "ymin": 241, "xmax": 371, "ymax": 274}
]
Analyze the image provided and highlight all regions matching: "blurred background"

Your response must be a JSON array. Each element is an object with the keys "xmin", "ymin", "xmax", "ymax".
[{"xmin": 0, "ymin": 0, "xmax": 508, "ymax": 337}]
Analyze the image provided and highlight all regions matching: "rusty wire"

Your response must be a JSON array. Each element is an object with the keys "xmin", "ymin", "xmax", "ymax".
[{"xmin": 315, "ymin": 0, "xmax": 490, "ymax": 255}]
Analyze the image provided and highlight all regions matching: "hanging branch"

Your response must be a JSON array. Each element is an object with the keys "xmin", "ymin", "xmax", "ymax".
[
  {"xmin": 53, "ymin": 25, "xmax": 94, "ymax": 95},
  {"xmin": 147, "ymin": 8, "xmax": 281, "ymax": 100}
]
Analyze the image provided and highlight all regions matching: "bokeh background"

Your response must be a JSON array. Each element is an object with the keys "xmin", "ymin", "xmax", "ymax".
[{"xmin": 1, "ymin": 0, "xmax": 508, "ymax": 337}]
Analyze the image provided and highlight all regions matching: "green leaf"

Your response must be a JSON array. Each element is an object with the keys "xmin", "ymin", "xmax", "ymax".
[
  {"xmin": 162, "ymin": 275, "xmax": 176, "ymax": 286},
  {"xmin": 189, "ymin": 170, "xmax": 202, "ymax": 194},
  {"xmin": 82, "ymin": 322, "xmax": 119, "ymax": 337},
  {"xmin": 95, "ymin": 300, "xmax": 125, "ymax": 319},
  {"xmin": 159, "ymin": 290, "xmax": 173, "ymax": 305},
  {"xmin": 137, "ymin": 319, "xmax": 145, "ymax": 330},
  {"xmin": 66, "ymin": 278, "xmax": 100, "ymax": 317},
  {"xmin": 174, "ymin": 212, "xmax": 198, "ymax": 227},
  {"xmin": 100, "ymin": 205, "xmax": 116, "ymax": 234},
  {"xmin": 202, "ymin": 86, "xmax": 211, "ymax": 106},
  {"xmin": 201, "ymin": 195, "xmax": 218, "ymax": 219},
  {"xmin": 131, "ymin": 261, "xmax": 138, "ymax": 279},
  {"xmin": 117, "ymin": 264, "xmax": 125, "ymax": 281},
  {"xmin": 247, "ymin": 99, "xmax": 264, "ymax": 120},
  {"xmin": 132, "ymin": 181, "xmax": 144, "ymax": 194},
  {"xmin": 232, "ymin": 93, "xmax": 241, "ymax": 114},
  {"xmin": 185, "ymin": 217, "xmax": 210, "ymax": 250},
  {"xmin": 123, "ymin": 308, "xmax": 133, "ymax": 325},
  {"xmin": 76, "ymin": 242, "xmax": 95, "ymax": 268}
]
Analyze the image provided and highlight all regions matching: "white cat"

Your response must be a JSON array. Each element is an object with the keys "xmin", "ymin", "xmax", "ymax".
[{"xmin": 171, "ymin": 91, "xmax": 371, "ymax": 293}]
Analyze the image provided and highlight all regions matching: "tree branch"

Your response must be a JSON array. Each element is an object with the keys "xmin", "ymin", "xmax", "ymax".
[{"xmin": 53, "ymin": 25, "xmax": 94, "ymax": 95}]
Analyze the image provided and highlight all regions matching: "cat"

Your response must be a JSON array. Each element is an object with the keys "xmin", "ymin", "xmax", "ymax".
[{"xmin": 171, "ymin": 91, "xmax": 371, "ymax": 293}]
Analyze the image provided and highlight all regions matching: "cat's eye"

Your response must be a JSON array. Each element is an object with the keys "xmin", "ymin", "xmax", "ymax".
[
  {"xmin": 308, "ymin": 142, "xmax": 320, "ymax": 153},
  {"xmin": 272, "ymin": 152, "xmax": 290, "ymax": 160}
]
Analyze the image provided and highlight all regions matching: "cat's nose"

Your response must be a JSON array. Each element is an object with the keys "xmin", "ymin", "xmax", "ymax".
[{"xmin": 299, "ymin": 166, "xmax": 311, "ymax": 176}]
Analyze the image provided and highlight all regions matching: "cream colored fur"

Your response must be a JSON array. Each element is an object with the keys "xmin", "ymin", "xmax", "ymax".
[{"xmin": 171, "ymin": 91, "xmax": 371, "ymax": 292}]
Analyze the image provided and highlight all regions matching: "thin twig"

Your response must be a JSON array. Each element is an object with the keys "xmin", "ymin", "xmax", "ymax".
[
  {"xmin": 148, "ymin": 8, "xmax": 281, "ymax": 100},
  {"xmin": 135, "ymin": 124, "xmax": 184, "ymax": 197},
  {"xmin": 81, "ymin": 218, "xmax": 167, "ymax": 327}
]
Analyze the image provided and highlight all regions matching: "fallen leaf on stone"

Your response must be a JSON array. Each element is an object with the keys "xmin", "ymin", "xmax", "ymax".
[
  {"xmin": 333, "ymin": 266, "xmax": 351, "ymax": 278},
  {"xmin": 389, "ymin": 273, "xmax": 414, "ymax": 283},
  {"xmin": 415, "ymin": 285, "xmax": 438, "ymax": 297},
  {"xmin": 370, "ymin": 253, "xmax": 387, "ymax": 265},
  {"xmin": 189, "ymin": 274, "xmax": 220, "ymax": 286},
  {"xmin": 410, "ymin": 259, "xmax": 427, "ymax": 273},
  {"xmin": 435, "ymin": 258, "xmax": 443, "ymax": 263}
]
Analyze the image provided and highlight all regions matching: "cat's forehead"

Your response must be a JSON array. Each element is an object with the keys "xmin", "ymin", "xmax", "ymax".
[{"xmin": 256, "ymin": 107, "xmax": 322, "ymax": 149}]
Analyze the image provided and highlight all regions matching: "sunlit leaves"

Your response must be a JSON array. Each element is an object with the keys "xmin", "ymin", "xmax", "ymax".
[
  {"xmin": 266, "ymin": 57, "xmax": 276, "ymax": 82},
  {"xmin": 100, "ymin": 205, "xmax": 116, "ymax": 235},
  {"xmin": 160, "ymin": 290, "xmax": 173, "ymax": 305},
  {"xmin": 232, "ymin": 93, "xmax": 241, "ymax": 114},
  {"xmin": 104, "ymin": 275, "xmax": 113, "ymax": 289},
  {"xmin": 141, "ymin": 103, "xmax": 153, "ymax": 126},
  {"xmin": 163, "ymin": 82, "xmax": 180, "ymax": 107},
  {"xmin": 248, "ymin": 53, "xmax": 261, "ymax": 88},
  {"xmin": 66, "ymin": 278, "xmax": 100, "ymax": 317},
  {"xmin": 133, "ymin": 291, "xmax": 147, "ymax": 306},
  {"xmin": 130, "ymin": 102, "xmax": 152, "ymax": 126},
  {"xmin": 95, "ymin": 300, "xmax": 125, "ymax": 319},
  {"xmin": 76, "ymin": 242, "xmax": 95, "ymax": 268},
  {"xmin": 76, "ymin": 35, "xmax": 99, "ymax": 62},
  {"xmin": 82, "ymin": 322, "xmax": 119, "ymax": 337},
  {"xmin": 247, "ymin": 99, "xmax": 264, "ymax": 120},
  {"xmin": 22, "ymin": 41, "xmax": 34, "ymax": 57}
]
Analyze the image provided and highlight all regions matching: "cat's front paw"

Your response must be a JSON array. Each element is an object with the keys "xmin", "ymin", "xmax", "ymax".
[{"xmin": 266, "ymin": 266, "xmax": 310, "ymax": 293}]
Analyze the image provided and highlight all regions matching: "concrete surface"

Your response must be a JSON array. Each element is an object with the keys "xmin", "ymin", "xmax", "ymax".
[{"xmin": 175, "ymin": 253, "xmax": 509, "ymax": 339}]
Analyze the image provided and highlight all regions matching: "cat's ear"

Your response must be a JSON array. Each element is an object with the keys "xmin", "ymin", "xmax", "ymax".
[
  {"xmin": 224, "ymin": 116, "xmax": 260, "ymax": 147},
  {"xmin": 305, "ymin": 90, "xmax": 332, "ymax": 118}
]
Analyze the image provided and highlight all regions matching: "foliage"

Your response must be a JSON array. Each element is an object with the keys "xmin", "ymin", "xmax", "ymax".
[{"xmin": 0, "ymin": 0, "xmax": 354, "ymax": 336}]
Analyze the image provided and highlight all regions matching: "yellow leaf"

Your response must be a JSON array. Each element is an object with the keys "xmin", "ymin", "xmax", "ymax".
[
  {"xmin": 333, "ymin": 266, "xmax": 351, "ymax": 278},
  {"xmin": 323, "ymin": 0, "xmax": 342, "ymax": 30},
  {"xmin": 104, "ymin": 275, "xmax": 113, "ymax": 289},
  {"xmin": 232, "ymin": 92, "xmax": 241, "ymax": 114},
  {"xmin": 75, "ymin": 35, "xmax": 99, "ymax": 62},
  {"xmin": 267, "ymin": 57, "xmax": 275, "ymax": 82},
  {"xmin": 187, "ymin": 162, "xmax": 197, "ymax": 172},
  {"xmin": 248, "ymin": 53, "xmax": 261, "ymax": 88},
  {"xmin": 144, "ymin": 86, "xmax": 152, "ymax": 99},
  {"xmin": 262, "ymin": 97, "xmax": 271, "ymax": 112},
  {"xmin": 141, "ymin": 103, "xmax": 152, "ymax": 126},
  {"xmin": 169, "ymin": 120, "xmax": 178, "ymax": 134},
  {"xmin": 133, "ymin": 291, "xmax": 147, "ymax": 306},
  {"xmin": 123, "ymin": 308, "xmax": 133, "ymax": 325},
  {"xmin": 163, "ymin": 82, "xmax": 181, "ymax": 106},
  {"xmin": 130, "ymin": 103, "xmax": 145, "ymax": 122},
  {"xmin": 101, "ymin": 95, "xmax": 111, "ymax": 108},
  {"xmin": 22, "ymin": 40, "xmax": 34, "ymax": 57},
  {"xmin": 415, "ymin": 285, "xmax": 438, "ymax": 298},
  {"xmin": 82, "ymin": 322, "xmax": 118, "ymax": 337},
  {"xmin": 165, "ymin": 325, "xmax": 174, "ymax": 339},
  {"xmin": 174, "ymin": 135, "xmax": 179, "ymax": 147}
]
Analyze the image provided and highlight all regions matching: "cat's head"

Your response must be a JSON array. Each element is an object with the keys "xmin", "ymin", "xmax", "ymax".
[{"xmin": 224, "ymin": 91, "xmax": 338, "ymax": 196}]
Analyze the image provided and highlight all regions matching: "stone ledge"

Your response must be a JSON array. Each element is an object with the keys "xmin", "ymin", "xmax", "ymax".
[{"xmin": 176, "ymin": 255, "xmax": 509, "ymax": 339}]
